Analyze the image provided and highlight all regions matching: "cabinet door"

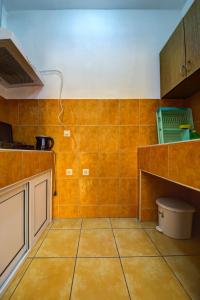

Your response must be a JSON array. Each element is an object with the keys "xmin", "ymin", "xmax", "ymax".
[
  {"xmin": 184, "ymin": 0, "xmax": 200, "ymax": 76},
  {"xmin": 0, "ymin": 185, "xmax": 28, "ymax": 287},
  {"xmin": 160, "ymin": 21, "xmax": 186, "ymax": 98},
  {"xmin": 29, "ymin": 172, "xmax": 51, "ymax": 247},
  {"xmin": 34, "ymin": 180, "xmax": 47, "ymax": 235}
]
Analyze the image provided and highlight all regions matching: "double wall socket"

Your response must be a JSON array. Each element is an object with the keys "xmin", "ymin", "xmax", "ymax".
[{"xmin": 66, "ymin": 169, "xmax": 90, "ymax": 176}]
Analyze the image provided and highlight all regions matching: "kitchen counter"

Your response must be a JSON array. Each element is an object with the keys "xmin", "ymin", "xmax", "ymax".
[
  {"xmin": 0, "ymin": 150, "xmax": 53, "ymax": 189},
  {"xmin": 138, "ymin": 139, "xmax": 200, "ymax": 221},
  {"xmin": 0, "ymin": 149, "xmax": 52, "ymax": 152}
]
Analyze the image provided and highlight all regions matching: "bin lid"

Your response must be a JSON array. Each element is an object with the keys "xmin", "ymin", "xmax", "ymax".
[{"xmin": 156, "ymin": 197, "xmax": 195, "ymax": 213}]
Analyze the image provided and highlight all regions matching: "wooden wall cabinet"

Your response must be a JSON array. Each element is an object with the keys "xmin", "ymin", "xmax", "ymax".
[
  {"xmin": 160, "ymin": 21, "xmax": 186, "ymax": 98},
  {"xmin": 184, "ymin": 0, "xmax": 200, "ymax": 76},
  {"xmin": 160, "ymin": 0, "xmax": 200, "ymax": 99}
]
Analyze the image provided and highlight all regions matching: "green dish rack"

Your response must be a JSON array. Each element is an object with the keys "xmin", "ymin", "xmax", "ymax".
[{"xmin": 156, "ymin": 107, "xmax": 194, "ymax": 144}]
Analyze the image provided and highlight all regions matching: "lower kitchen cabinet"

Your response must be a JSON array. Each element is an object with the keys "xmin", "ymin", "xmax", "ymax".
[
  {"xmin": 0, "ymin": 170, "xmax": 52, "ymax": 291},
  {"xmin": 0, "ymin": 184, "xmax": 29, "ymax": 287},
  {"xmin": 29, "ymin": 172, "xmax": 52, "ymax": 247}
]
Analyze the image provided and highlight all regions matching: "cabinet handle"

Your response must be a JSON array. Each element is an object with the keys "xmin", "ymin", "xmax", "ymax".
[
  {"xmin": 180, "ymin": 65, "xmax": 187, "ymax": 77},
  {"xmin": 187, "ymin": 60, "xmax": 192, "ymax": 73}
]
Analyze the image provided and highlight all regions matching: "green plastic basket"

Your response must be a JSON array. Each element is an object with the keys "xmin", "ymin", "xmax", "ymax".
[{"xmin": 156, "ymin": 107, "xmax": 194, "ymax": 144}]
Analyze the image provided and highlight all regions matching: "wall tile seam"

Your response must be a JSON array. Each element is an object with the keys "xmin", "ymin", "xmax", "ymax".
[
  {"xmin": 11, "ymin": 124, "xmax": 157, "ymax": 127},
  {"xmin": 56, "ymin": 177, "xmax": 138, "ymax": 179}
]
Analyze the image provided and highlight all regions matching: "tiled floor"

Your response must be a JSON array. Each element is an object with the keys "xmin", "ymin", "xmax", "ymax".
[{"xmin": 1, "ymin": 218, "xmax": 200, "ymax": 300}]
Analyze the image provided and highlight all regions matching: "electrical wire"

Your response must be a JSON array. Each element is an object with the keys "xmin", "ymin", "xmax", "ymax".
[
  {"xmin": 39, "ymin": 69, "xmax": 78, "ymax": 149},
  {"xmin": 40, "ymin": 69, "xmax": 64, "ymax": 124},
  {"xmin": 39, "ymin": 69, "xmax": 64, "ymax": 196}
]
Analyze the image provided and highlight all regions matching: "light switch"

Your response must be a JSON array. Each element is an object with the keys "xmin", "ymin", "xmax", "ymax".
[
  {"xmin": 64, "ymin": 130, "xmax": 71, "ymax": 137},
  {"xmin": 82, "ymin": 169, "xmax": 90, "ymax": 176},
  {"xmin": 66, "ymin": 169, "xmax": 73, "ymax": 176}
]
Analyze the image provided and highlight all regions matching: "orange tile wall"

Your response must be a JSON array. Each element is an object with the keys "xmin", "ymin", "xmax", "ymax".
[
  {"xmin": 139, "ymin": 172, "xmax": 200, "ymax": 230},
  {"xmin": 0, "ymin": 150, "xmax": 53, "ymax": 189},
  {"xmin": 136, "ymin": 91, "xmax": 200, "ymax": 223},
  {"xmin": 138, "ymin": 140, "xmax": 200, "ymax": 221},
  {"xmin": 0, "ymin": 96, "xmax": 193, "ymax": 218}
]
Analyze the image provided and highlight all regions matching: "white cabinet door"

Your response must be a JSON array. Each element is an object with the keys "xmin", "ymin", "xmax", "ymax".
[
  {"xmin": 29, "ymin": 172, "xmax": 52, "ymax": 247},
  {"xmin": 0, "ymin": 184, "xmax": 28, "ymax": 287},
  {"xmin": 34, "ymin": 180, "xmax": 47, "ymax": 235}
]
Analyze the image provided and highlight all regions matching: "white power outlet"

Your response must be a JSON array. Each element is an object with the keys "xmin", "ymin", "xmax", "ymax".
[
  {"xmin": 64, "ymin": 130, "xmax": 71, "ymax": 137},
  {"xmin": 82, "ymin": 169, "xmax": 90, "ymax": 176},
  {"xmin": 66, "ymin": 169, "xmax": 73, "ymax": 176}
]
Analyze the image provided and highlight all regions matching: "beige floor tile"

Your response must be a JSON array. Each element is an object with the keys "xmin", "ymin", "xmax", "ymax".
[
  {"xmin": 78, "ymin": 229, "xmax": 118, "ymax": 257},
  {"xmin": 36, "ymin": 230, "xmax": 80, "ymax": 257},
  {"xmin": 166, "ymin": 256, "xmax": 200, "ymax": 300},
  {"xmin": 71, "ymin": 258, "xmax": 129, "ymax": 300},
  {"xmin": 51, "ymin": 218, "xmax": 82, "ymax": 229},
  {"xmin": 140, "ymin": 221, "xmax": 157, "ymax": 229},
  {"xmin": 122, "ymin": 257, "xmax": 189, "ymax": 300},
  {"xmin": 11, "ymin": 258, "xmax": 75, "ymax": 300},
  {"xmin": 111, "ymin": 218, "xmax": 142, "ymax": 229},
  {"xmin": 1, "ymin": 259, "xmax": 32, "ymax": 300},
  {"xmin": 146, "ymin": 229, "xmax": 200, "ymax": 255},
  {"xmin": 114, "ymin": 229, "xmax": 159, "ymax": 256},
  {"xmin": 82, "ymin": 218, "xmax": 111, "ymax": 229},
  {"xmin": 28, "ymin": 228, "xmax": 49, "ymax": 257}
]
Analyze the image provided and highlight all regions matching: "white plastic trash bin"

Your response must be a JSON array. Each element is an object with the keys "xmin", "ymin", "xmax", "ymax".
[{"xmin": 156, "ymin": 197, "xmax": 195, "ymax": 239}]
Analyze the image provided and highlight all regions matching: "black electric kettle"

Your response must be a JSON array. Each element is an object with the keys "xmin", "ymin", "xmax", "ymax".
[{"xmin": 35, "ymin": 136, "xmax": 54, "ymax": 150}]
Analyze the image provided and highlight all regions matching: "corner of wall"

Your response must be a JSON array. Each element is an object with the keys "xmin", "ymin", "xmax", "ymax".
[
  {"xmin": 180, "ymin": 0, "xmax": 194, "ymax": 17},
  {"xmin": 0, "ymin": 0, "xmax": 8, "ymax": 28}
]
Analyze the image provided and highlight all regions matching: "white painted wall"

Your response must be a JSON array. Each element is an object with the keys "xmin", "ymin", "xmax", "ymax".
[
  {"xmin": 0, "ymin": 0, "xmax": 7, "ymax": 27},
  {"xmin": 181, "ymin": 0, "xmax": 194, "ymax": 16},
  {"xmin": 4, "ymin": 9, "xmax": 182, "ymax": 99}
]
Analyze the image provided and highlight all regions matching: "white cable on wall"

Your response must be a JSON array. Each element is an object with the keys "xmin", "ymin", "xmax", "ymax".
[
  {"xmin": 39, "ymin": 69, "xmax": 64, "ymax": 196},
  {"xmin": 39, "ymin": 69, "xmax": 64, "ymax": 124}
]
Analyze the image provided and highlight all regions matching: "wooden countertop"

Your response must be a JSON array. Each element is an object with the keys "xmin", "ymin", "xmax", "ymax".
[{"xmin": 0, "ymin": 149, "xmax": 52, "ymax": 152}]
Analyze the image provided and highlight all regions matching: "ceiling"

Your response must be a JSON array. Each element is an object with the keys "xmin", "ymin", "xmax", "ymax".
[{"xmin": 4, "ymin": 0, "xmax": 188, "ymax": 11}]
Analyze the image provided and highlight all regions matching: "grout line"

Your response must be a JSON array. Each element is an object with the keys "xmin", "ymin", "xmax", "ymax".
[
  {"xmin": 34, "ymin": 255, "xmax": 162, "ymax": 259},
  {"xmin": 13, "ymin": 124, "xmax": 157, "ymax": 127},
  {"xmin": 111, "ymin": 227, "xmax": 155, "ymax": 230},
  {"xmin": 78, "ymin": 227, "xmax": 112, "ymax": 230},
  {"xmin": 163, "ymin": 256, "xmax": 192, "ymax": 300},
  {"xmin": 162, "ymin": 253, "xmax": 200, "ymax": 257},
  {"xmin": 109, "ymin": 218, "xmax": 132, "ymax": 300},
  {"xmin": 143, "ymin": 229, "xmax": 163, "ymax": 257},
  {"xmin": 32, "ymin": 224, "xmax": 52, "ymax": 258},
  {"xmin": 50, "ymin": 228, "xmax": 81, "ymax": 231},
  {"xmin": 11, "ymin": 252, "xmax": 200, "ymax": 260},
  {"xmin": 17, "ymin": 253, "xmax": 200, "ymax": 259},
  {"xmin": 144, "ymin": 229, "xmax": 193, "ymax": 299},
  {"xmin": 69, "ymin": 218, "xmax": 83, "ymax": 300},
  {"xmin": 144, "ymin": 229, "xmax": 200, "ymax": 257},
  {"xmin": 9, "ymin": 258, "xmax": 34, "ymax": 299}
]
